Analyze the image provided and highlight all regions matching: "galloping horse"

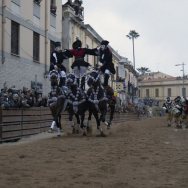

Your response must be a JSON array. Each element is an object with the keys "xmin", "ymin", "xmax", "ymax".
[
  {"xmin": 66, "ymin": 73, "xmax": 88, "ymax": 135},
  {"xmin": 87, "ymin": 70, "xmax": 109, "ymax": 135},
  {"xmin": 66, "ymin": 72, "xmax": 106, "ymax": 136},
  {"xmin": 48, "ymin": 69, "xmax": 67, "ymax": 135}
]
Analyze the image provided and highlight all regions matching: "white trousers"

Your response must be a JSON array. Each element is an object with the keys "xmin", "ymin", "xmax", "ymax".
[{"xmin": 73, "ymin": 66, "xmax": 87, "ymax": 78}]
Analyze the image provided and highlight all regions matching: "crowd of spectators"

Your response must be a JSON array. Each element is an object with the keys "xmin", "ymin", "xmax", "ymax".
[{"xmin": 0, "ymin": 86, "xmax": 48, "ymax": 109}]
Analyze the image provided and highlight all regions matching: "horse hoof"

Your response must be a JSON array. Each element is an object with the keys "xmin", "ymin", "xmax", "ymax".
[
  {"xmin": 107, "ymin": 125, "xmax": 111, "ymax": 130},
  {"xmin": 72, "ymin": 128, "xmax": 76, "ymax": 134},
  {"xmin": 83, "ymin": 132, "xmax": 87, "ymax": 136},
  {"xmin": 100, "ymin": 132, "xmax": 106, "ymax": 137},
  {"xmin": 48, "ymin": 128, "xmax": 53, "ymax": 133}
]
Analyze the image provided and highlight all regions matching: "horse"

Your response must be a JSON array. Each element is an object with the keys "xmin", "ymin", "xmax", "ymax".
[
  {"xmin": 163, "ymin": 96, "xmax": 184, "ymax": 128},
  {"xmin": 66, "ymin": 72, "xmax": 107, "ymax": 136},
  {"xmin": 86, "ymin": 70, "xmax": 109, "ymax": 135},
  {"xmin": 48, "ymin": 69, "xmax": 68, "ymax": 136}
]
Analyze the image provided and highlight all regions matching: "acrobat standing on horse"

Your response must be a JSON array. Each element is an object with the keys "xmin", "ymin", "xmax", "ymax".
[
  {"xmin": 65, "ymin": 38, "xmax": 98, "ymax": 90},
  {"xmin": 49, "ymin": 41, "xmax": 69, "ymax": 88},
  {"xmin": 98, "ymin": 40, "xmax": 116, "ymax": 87}
]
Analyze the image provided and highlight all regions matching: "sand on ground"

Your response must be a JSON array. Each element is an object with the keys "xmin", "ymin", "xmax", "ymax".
[{"xmin": 0, "ymin": 116, "xmax": 188, "ymax": 188}]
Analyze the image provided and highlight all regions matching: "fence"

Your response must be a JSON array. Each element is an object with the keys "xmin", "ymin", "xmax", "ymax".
[
  {"xmin": 0, "ymin": 107, "xmax": 54, "ymax": 142},
  {"xmin": 0, "ymin": 107, "xmax": 140, "ymax": 143}
]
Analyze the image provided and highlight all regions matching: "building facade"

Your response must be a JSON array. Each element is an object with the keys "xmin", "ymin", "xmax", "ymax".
[
  {"xmin": 138, "ymin": 72, "xmax": 188, "ymax": 103},
  {"xmin": 0, "ymin": 0, "xmax": 139, "ymax": 101},
  {"xmin": 0, "ymin": 0, "xmax": 62, "ymax": 94}
]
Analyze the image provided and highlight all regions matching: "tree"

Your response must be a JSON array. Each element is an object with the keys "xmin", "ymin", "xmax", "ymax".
[
  {"xmin": 137, "ymin": 67, "xmax": 151, "ymax": 75},
  {"xmin": 126, "ymin": 30, "xmax": 140, "ymax": 70}
]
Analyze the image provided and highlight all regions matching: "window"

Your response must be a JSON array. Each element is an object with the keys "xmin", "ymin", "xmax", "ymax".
[
  {"xmin": 50, "ymin": 40, "xmax": 55, "ymax": 54},
  {"xmin": 182, "ymin": 87, "xmax": 186, "ymax": 97},
  {"xmin": 11, "ymin": 21, "xmax": 19, "ymax": 55},
  {"xmin": 33, "ymin": 0, "xmax": 40, "ymax": 19},
  {"xmin": 33, "ymin": 32, "xmax": 40, "ymax": 62},
  {"xmin": 33, "ymin": 0, "xmax": 42, "ymax": 5},
  {"xmin": 155, "ymin": 88, "xmax": 159, "ymax": 97},
  {"xmin": 50, "ymin": 0, "xmax": 57, "ymax": 15},
  {"xmin": 11, "ymin": 0, "xmax": 20, "ymax": 6},
  {"xmin": 167, "ymin": 88, "xmax": 171, "ymax": 97},
  {"xmin": 146, "ymin": 89, "xmax": 149, "ymax": 98},
  {"xmin": 116, "ymin": 66, "xmax": 119, "ymax": 80}
]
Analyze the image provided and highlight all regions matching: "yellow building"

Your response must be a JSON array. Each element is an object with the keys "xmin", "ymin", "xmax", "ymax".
[{"xmin": 138, "ymin": 71, "xmax": 188, "ymax": 103}]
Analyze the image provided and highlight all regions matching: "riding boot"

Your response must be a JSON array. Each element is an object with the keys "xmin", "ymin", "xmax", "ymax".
[
  {"xmin": 81, "ymin": 76, "xmax": 85, "ymax": 90},
  {"xmin": 103, "ymin": 74, "xmax": 109, "ymax": 87},
  {"xmin": 59, "ymin": 77, "xmax": 66, "ymax": 87}
]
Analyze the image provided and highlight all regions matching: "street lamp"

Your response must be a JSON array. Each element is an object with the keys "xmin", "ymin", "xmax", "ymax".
[{"xmin": 175, "ymin": 62, "xmax": 186, "ymax": 97}]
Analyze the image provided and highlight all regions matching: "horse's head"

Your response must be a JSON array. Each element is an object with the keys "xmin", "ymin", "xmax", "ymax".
[
  {"xmin": 66, "ymin": 73, "xmax": 76, "ymax": 87},
  {"xmin": 87, "ymin": 70, "xmax": 100, "ymax": 87},
  {"xmin": 66, "ymin": 73, "xmax": 78, "ymax": 93},
  {"xmin": 49, "ymin": 70, "xmax": 59, "ymax": 86}
]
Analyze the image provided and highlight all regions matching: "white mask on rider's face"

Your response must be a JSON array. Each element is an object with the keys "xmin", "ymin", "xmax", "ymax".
[
  {"xmin": 100, "ymin": 45, "xmax": 106, "ymax": 51},
  {"xmin": 55, "ymin": 46, "xmax": 61, "ymax": 52}
]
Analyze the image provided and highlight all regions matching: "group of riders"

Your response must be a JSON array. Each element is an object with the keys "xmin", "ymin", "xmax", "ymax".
[
  {"xmin": 47, "ymin": 38, "xmax": 116, "ymax": 136},
  {"xmin": 162, "ymin": 96, "xmax": 188, "ymax": 128}
]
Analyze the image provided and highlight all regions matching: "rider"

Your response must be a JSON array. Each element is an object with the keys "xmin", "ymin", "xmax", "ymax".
[
  {"xmin": 98, "ymin": 40, "xmax": 116, "ymax": 87},
  {"xmin": 163, "ymin": 96, "xmax": 173, "ymax": 113},
  {"xmin": 50, "ymin": 41, "xmax": 68, "ymax": 88},
  {"xmin": 66, "ymin": 38, "xmax": 98, "ymax": 90}
]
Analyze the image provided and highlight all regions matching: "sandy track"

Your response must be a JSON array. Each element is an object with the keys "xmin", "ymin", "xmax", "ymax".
[{"xmin": 0, "ymin": 116, "xmax": 188, "ymax": 188}]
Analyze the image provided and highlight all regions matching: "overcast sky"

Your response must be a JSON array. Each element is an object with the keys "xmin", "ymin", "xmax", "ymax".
[{"xmin": 62, "ymin": 0, "xmax": 188, "ymax": 77}]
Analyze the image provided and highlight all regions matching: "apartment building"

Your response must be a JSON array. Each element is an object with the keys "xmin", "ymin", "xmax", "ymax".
[{"xmin": 0, "ymin": 0, "xmax": 62, "ymax": 94}]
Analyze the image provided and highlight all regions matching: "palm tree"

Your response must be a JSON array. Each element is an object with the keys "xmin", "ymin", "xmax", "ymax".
[
  {"xmin": 126, "ymin": 30, "xmax": 140, "ymax": 70},
  {"xmin": 137, "ymin": 67, "xmax": 151, "ymax": 75}
]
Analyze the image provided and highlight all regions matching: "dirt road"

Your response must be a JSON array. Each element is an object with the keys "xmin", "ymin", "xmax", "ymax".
[{"xmin": 0, "ymin": 116, "xmax": 188, "ymax": 188}]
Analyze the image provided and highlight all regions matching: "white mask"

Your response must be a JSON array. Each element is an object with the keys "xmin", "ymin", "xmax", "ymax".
[
  {"xmin": 55, "ymin": 46, "xmax": 61, "ymax": 52},
  {"xmin": 100, "ymin": 45, "xmax": 106, "ymax": 51}
]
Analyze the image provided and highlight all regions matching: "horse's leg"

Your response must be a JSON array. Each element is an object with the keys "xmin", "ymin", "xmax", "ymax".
[
  {"xmin": 93, "ymin": 109, "xmax": 105, "ymax": 136},
  {"xmin": 74, "ymin": 113, "xmax": 80, "ymax": 134},
  {"xmin": 87, "ymin": 110, "xmax": 92, "ymax": 128},
  {"xmin": 80, "ymin": 113, "xmax": 87, "ymax": 136},
  {"xmin": 54, "ymin": 115, "xmax": 61, "ymax": 136},
  {"xmin": 58, "ymin": 114, "xmax": 62, "ymax": 131},
  {"xmin": 68, "ymin": 112, "xmax": 76, "ymax": 134},
  {"xmin": 99, "ymin": 102, "xmax": 107, "ymax": 123},
  {"xmin": 108, "ymin": 104, "xmax": 115, "ymax": 129}
]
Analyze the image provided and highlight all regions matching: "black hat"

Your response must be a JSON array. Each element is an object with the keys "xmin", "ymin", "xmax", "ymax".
[
  {"xmin": 72, "ymin": 39, "xmax": 82, "ymax": 49},
  {"xmin": 101, "ymin": 40, "xmax": 109, "ymax": 46},
  {"xmin": 54, "ymin": 42, "xmax": 61, "ymax": 48}
]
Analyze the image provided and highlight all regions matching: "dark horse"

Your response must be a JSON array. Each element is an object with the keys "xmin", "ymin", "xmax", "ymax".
[
  {"xmin": 86, "ymin": 70, "xmax": 109, "ymax": 135},
  {"xmin": 87, "ymin": 69, "xmax": 116, "ymax": 131},
  {"xmin": 48, "ymin": 69, "xmax": 68, "ymax": 135},
  {"xmin": 66, "ymin": 72, "xmax": 106, "ymax": 136}
]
